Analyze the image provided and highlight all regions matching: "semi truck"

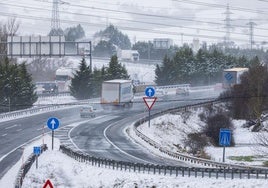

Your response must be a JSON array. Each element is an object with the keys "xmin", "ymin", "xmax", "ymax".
[
  {"xmin": 117, "ymin": 50, "xmax": 140, "ymax": 62},
  {"xmin": 100, "ymin": 79, "xmax": 134, "ymax": 108},
  {"xmin": 222, "ymin": 67, "xmax": 248, "ymax": 88},
  {"xmin": 55, "ymin": 67, "xmax": 76, "ymax": 92}
]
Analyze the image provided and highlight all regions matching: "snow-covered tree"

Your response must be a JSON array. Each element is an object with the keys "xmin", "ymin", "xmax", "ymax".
[{"xmin": 70, "ymin": 58, "xmax": 92, "ymax": 99}]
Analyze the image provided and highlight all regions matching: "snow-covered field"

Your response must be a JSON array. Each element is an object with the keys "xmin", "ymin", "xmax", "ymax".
[{"xmin": 1, "ymin": 95, "xmax": 268, "ymax": 187}]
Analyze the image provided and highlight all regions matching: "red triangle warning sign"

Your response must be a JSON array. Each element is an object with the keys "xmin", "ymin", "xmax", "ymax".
[
  {"xmin": 143, "ymin": 97, "xmax": 157, "ymax": 110},
  {"xmin": 43, "ymin": 179, "xmax": 54, "ymax": 188}
]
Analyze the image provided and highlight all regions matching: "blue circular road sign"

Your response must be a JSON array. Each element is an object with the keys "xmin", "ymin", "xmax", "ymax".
[
  {"xmin": 47, "ymin": 117, "xmax": 60, "ymax": 130},
  {"xmin": 145, "ymin": 87, "xmax": 155, "ymax": 97}
]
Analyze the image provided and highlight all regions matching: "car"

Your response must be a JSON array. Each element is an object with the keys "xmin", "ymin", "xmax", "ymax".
[
  {"xmin": 175, "ymin": 87, "xmax": 189, "ymax": 96},
  {"xmin": 80, "ymin": 106, "xmax": 96, "ymax": 118}
]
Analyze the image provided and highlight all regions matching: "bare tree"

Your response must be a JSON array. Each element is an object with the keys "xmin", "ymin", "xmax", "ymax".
[
  {"xmin": 27, "ymin": 58, "xmax": 71, "ymax": 82},
  {"xmin": 4, "ymin": 17, "xmax": 20, "ymax": 36},
  {"xmin": 0, "ymin": 17, "xmax": 20, "ymax": 60},
  {"xmin": 254, "ymin": 132, "xmax": 268, "ymax": 155}
]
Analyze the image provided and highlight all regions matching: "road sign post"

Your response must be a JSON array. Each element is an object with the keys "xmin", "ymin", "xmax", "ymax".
[
  {"xmin": 219, "ymin": 128, "xmax": 231, "ymax": 162},
  {"xmin": 47, "ymin": 117, "xmax": 60, "ymax": 150},
  {"xmin": 143, "ymin": 97, "xmax": 157, "ymax": 127},
  {"xmin": 33, "ymin": 146, "xmax": 41, "ymax": 169}
]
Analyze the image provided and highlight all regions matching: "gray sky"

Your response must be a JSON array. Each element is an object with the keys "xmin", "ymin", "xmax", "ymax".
[{"xmin": 0, "ymin": 0, "xmax": 268, "ymax": 47}]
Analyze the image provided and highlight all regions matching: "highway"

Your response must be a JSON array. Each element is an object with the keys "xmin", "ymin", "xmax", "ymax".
[{"xmin": 0, "ymin": 87, "xmax": 221, "ymax": 179}]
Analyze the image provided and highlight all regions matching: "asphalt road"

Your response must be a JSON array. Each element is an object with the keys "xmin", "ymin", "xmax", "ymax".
[
  {"xmin": 70, "ymin": 88, "xmax": 221, "ymax": 166},
  {"xmin": 0, "ymin": 87, "xmax": 221, "ymax": 179}
]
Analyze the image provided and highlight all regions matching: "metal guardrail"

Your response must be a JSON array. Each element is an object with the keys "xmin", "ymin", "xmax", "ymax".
[
  {"xmin": 56, "ymin": 99, "xmax": 268, "ymax": 179},
  {"xmin": 133, "ymin": 100, "xmax": 268, "ymax": 170},
  {"xmin": 59, "ymin": 144, "xmax": 268, "ymax": 179},
  {"xmin": 14, "ymin": 144, "xmax": 48, "ymax": 188}
]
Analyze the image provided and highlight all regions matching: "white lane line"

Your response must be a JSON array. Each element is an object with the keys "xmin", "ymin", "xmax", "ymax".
[
  {"xmin": 2, "ymin": 134, "xmax": 7, "ymax": 137},
  {"xmin": 5, "ymin": 124, "xmax": 20, "ymax": 130},
  {"xmin": 16, "ymin": 129, "xmax": 22, "ymax": 132}
]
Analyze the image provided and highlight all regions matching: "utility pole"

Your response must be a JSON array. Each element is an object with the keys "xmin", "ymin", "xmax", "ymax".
[{"xmin": 247, "ymin": 20, "xmax": 257, "ymax": 50}]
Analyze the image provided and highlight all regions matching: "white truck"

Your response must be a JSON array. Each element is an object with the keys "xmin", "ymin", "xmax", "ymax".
[
  {"xmin": 223, "ymin": 67, "xmax": 248, "ymax": 88},
  {"xmin": 100, "ymin": 79, "xmax": 134, "ymax": 108},
  {"xmin": 55, "ymin": 67, "xmax": 76, "ymax": 92},
  {"xmin": 117, "ymin": 50, "xmax": 139, "ymax": 62}
]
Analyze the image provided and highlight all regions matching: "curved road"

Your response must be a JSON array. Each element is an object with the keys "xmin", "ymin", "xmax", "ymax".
[{"xmin": 0, "ymin": 87, "xmax": 221, "ymax": 179}]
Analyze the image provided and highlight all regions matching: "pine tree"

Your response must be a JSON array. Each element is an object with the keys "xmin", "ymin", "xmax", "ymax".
[
  {"xmin": 16, "ymin": 63, "xmax": 38, "ymax": 110},
  {"xmin": 106, "ymin": 55, "xmax": 129, "ymax": 80},
  {"xmin": 0, "ymin": 58, "xmax": 37, "ymax": 112},
  {"xmin": 70, "ymin": 58, "xmax": 92, "ymax": 99}
]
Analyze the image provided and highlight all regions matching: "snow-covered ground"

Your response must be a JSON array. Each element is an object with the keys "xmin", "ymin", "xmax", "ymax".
[{"xmin": 1, "ymin": 94, "xmax": 268, "ymax": 187}]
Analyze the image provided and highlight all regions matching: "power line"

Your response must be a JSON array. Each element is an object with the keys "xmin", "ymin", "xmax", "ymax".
[
  {"xmin": 0, "ymin": 10, "xmax": 258, "ymax": 43},
  {"xmin": 1, "ymin": 1, "xmax": 268, "ymax": 40},
  {"xmin": 2, "ymin": 1, "xmax": 268, "ymax": 33}
]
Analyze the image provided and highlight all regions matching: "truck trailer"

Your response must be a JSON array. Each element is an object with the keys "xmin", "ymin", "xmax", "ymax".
[
  {"xmin": 117, "ymin": 50, "xmax": 139, "ymax": 62},
  {"xmin": 222, "ymin": 67, "xmax": 248, "ymax": 88},
  {"xmin": 100, "ymin": 79, "xmax": 134, "ymax": 108}
]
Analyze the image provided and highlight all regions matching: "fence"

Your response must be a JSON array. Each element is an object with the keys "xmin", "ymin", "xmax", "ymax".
[
  {"xmin": 59, "ymin": 145, "xmax": 268, "ymax": 179},
  {"xmin": 14, "ymin": 144, "xmax": 48, "ymax": 188}
]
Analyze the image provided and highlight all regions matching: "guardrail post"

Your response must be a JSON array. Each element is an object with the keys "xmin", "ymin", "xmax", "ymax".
[
  {"xmin": 153, "ymin": 166, "xmax": 156, "ymax": 174},
  {"xmin": 164, "ymin": 167, "xmax": 167, "ymax": 175},
  {"xmin": 256, "ymin": 170, "xmax": 259, "ymax": 179},
  {"xmin": 248, "ymin": 170, "xmax": 250, "ymax": 179},
  {"xmin": 231, "ymin": 169, "xmax": 234, "ymax": 179},
  {"xmin": 182, "ymin": 168, "xmax": 184, "ymax": 177},
  {"xmin": 209, "ymin": 169, "xmax": 211, "ymax": 178},
  {"xmin": 265, "ymin": 170, "xmax": 267, "ymax": 179},
  {"xmin": 188, "ymin": 168, "xmax": 191, "ymax": 177},
  {"xmin": 195, "ymin": 168, "xmax": 197, "ymax": 177},
  {"xmin": 176, "ymin": 167, "xmax": 178, "ymax": 177},
  {"xmin": 224, "ymin": 168, "xmax": 226, "ymax": 179},
  {"xmin": 216, "ymin": 170, "xmax": 218, "ymax": 179},
  {"xmin": 239, "ymin": 170, "xmax": 242, "ymax": 179}
]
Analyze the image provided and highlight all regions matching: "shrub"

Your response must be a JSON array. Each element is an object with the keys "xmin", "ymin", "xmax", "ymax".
[
  {"xmin": 203, "ymin": 113, "xmax": 235, "ymax": 146},
  {"xmin": 183, "ymin": 132, "xmax": 208, "ymax": 155}
]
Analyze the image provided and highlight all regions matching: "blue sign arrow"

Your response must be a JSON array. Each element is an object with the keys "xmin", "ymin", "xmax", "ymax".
[
  {"xmin": 219, "ymin": 129, "xmax": 231, "ymax": 146},
  {"xmin": 145, "ymin": 87, "xmax": 155, "ymax": 97},
  {"xmin": 47, "ymin": 117, "xmax": 60, "ymax": 130},
  {"xmin": 33, "ymin": 146, "xmax": 41, "ymax": 155}
]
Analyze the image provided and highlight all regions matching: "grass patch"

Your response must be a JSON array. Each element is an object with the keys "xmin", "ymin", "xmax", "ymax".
[{"xmin": 229, "ymin": 156, "xmax": 254, "ymax": 162}]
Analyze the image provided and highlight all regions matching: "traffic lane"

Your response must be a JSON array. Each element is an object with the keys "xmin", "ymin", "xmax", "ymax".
[
  {"xmin": 104, "ymin": 112, "xmax": 190, "ymax": 166},
  {"xmin": 70, "ymin": 101, "xmax": 190, "ymax": 165},
  {"xmin": 0, "ymin": 107, "xmax": 81, "ymax": 159},
  {"xmin": 70, "ymin": 115, "xmax": 149, "ymax": 162}
]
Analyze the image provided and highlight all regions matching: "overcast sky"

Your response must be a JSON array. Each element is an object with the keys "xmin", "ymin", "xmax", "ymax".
[{"xmin": 1, "ymin": 0, "xmax": 268, "ymax": 47}]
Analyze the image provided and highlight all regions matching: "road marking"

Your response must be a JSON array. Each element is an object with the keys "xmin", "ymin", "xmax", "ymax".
[
  {"xmin": 2, "ymin": 134, "xmax": 7, "ymax": 137},
  {"xmin": 16, "ymin": 129, "xmax": 22, "ymax": 132},
  {"xmin": 36, "ymin": 128, "xmax": 43, "ymax": 131},
  {"xmin": 5, "ymin": 124, "xmax": 20, "ymax": 130}
]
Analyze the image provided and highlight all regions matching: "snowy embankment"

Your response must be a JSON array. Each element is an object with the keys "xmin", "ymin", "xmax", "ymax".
[{"xmin": 1, "ymin": 95, "xmax": 268, "ymax": 187}]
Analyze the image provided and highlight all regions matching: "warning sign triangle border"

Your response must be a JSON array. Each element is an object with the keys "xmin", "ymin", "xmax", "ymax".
[{"xmin": 143, "ymin": 97, "xmax": 157, "ymax": 110}]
